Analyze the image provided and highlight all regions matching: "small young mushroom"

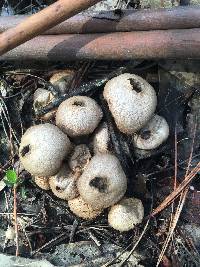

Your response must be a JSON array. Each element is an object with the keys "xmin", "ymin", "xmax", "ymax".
[
  {"xmin": 56, "ymin": 96, "xmax": 103, "ymax": 137},
  {"xmin": 34, "ymin": 176, "xmax": 50, "ymax": 190},
  {"xmin": 33, "ymin": 88, "xmax": 53, "ymax": 113},
  {"xmin": 49, "ymin": 164, "xmax": 79, "ymax": 200},
  {"xmin": 108, "ymin": 197, "xmax": 144, "ymax": 232},
  {"xmin": 68, "ymin": 144, "xmax": 91, "ymax": 173},
  {"xmin": 92, "ymin": 122, "xmax": 110, "ymax": 154},
  {"xmin": 49, "ymin": 69, "xmax": 75, "ymax": 94},
  {"xmin": 133, "ymin": 114, "xmax": 169, "ymax": 150},
  {"xmin": 68, "ymin": 196, "xmax": 103, "ymax": 220},
  {"xmin": 5, "ymin": 226, "xmax": 15, "ymax": 241},
  {"xmin": 19, "ymin": 123, "xmax": 71, "ymax": 176},
  {"xmin": 103, "ymin": 73, "xmax": 157, "ymax": 134},
  {"xmin": 77, "ymin": 154, "xmax": 127, "ymax": 209},
  {"xmin": 34, "ymin": 89, "xmax": 56, "ymax": 121}
]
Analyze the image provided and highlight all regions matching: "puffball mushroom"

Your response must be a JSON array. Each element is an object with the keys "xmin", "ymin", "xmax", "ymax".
[
  {"xmin": 68, "ymin": 144, "xmax": 91, "ymax": 173},
  {"xmin": 19, "ymin": 123, "xmax": 71, "ymax": 176},
  {"xmin": 33, "ymin": 88, "xmax": 53, "ymax": 112},
  {"xmin": 108, "ymin": 197, "xmax": 144, "ymax": 232},
  {"xmin": 50, "ymin": 69, "xmax": 75, "ymax": 94},
  {"xmin": 133, "ymin": 114, "xmax": 169, "ymax": 150},
  {"xmin": 34, "ymin": 176, "xmax": 50, "ymax": 190},
  {"xmin": 56, "ymin": 96, "xmax": 103, "ymax": 137},
  {"xmin": 5, "ymin": 227, "xmax": 15, "ymax": 241},
  {"xmin": 92, "ymin": 122, "xmax": 110, "ymax": 154},
  {"xmin": 49, "ymin": 164, "xmax": 79, "ymax": 200},
  {"xmin": 103, "ymin": 73, "xmax": 157, "ymax": 134},
  {"xmin": 77, "ymin": 154, "xmax": 127, "ymax": 210},
  {"xmin": 68, "ymin": 196, "xmax": 103, "ymax": 220}
]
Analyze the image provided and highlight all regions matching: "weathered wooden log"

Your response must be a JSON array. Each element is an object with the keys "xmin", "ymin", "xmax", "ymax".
[
  {"xmin": 1, "ymin": 29, "xmax": 199, "ymax": 61},
  {"xmin": 0, "ymin": 7, "xmax": 199, "ymax": 34},
  {"xmin": 0, "ymin": 0, "xmax": 101, "ymax": 56}
]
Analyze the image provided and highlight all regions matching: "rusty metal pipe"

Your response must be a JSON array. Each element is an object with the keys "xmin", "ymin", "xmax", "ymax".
[
  {"xmin": 0, "ymin": 0, "xmax": 101, "ymax": 56},
  {"xmin": 1, "ymin": 29, "xmax": 200, "ymax": 61},
  {"xmin": 0, "ymin": 7, "xmax": 200, "ymax": 34}
]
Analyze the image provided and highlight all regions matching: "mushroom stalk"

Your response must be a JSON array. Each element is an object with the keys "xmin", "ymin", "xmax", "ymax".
[{"xmin": 1, "ymin": 29, "xmax": 200, "ymax": 61}]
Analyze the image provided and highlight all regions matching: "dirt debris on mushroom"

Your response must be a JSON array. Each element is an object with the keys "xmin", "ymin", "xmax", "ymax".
[
  {"xmin": 103, "ymin": 73, "xmax": 157, "ymax": 134},
  {"xmin": 108, "ymin": 197, "xmax": 144, "ymax": 232},
  {"xmin": 133, "ymin": 114, "xmax": 169, "ymax": 150},
  {"xmin": 68, "ymin": 144, "xmax": 91, "ymax": 173},
  {"xmin": 68, "ymin": 196, "xmax": 103, "ymax": 220},
  {"xmin": 49, "ymin": 164, "xmax": 79, "ymax": 200},
  {"xmin": 19, "ymin": 123, "xmax": 71, "ymax": 176},
  {"xmin": 77, "ymin": 153, "xmax": 127, "ymax": 210},
  {"xmin": 56, "ymin": 96, "xmax": 103, "ymax": 137}
]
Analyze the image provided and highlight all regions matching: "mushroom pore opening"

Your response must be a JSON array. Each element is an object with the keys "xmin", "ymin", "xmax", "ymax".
[
  {"xmin": 55, "ymin": 186, "xmax": 63, "ymax": 191},
  {"xmin": 20, "ymin": 145, "xmax": 31, "ymax": 157},
  {"xmin": 128, "ymin": 78, "xmax": 142, "ymax": 93},
  {"xmin": 89, "ymin": 177, "xmax": 108, "ymax": 193},
  {"xmin": 140, "ymin": 130, "xmax": 151, "ymax": 140},
  {"xmin": 72, "ymin": 101, "xmax": 85, "ymax": 107}
]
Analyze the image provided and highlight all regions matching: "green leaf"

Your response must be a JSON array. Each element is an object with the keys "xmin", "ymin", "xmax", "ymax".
[
  {"xmin": 4, "ymin": 179, "xmax": 15, "ymax": 187},
  {"xmin": 5, "ymin": 170, "xmax": 18, "ymax": 185}
]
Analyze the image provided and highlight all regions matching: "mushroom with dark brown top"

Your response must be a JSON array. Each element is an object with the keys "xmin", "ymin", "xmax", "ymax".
[
  {"xmin": 133, "ymin": 114, "xmax": 169, "ymax": 150},
  {"xmin": 19, "ymin": 123, "xmax": 71, "ymax": 176},
  {"xmin": 103, "ymin": 73, "xmax": 157, "ymax": 134},
  {"xmin": 49, "ymin": 164, "xmax": 79, "ymax": 200},
  {"xmin": 56, "ymin": 96, "xmax": 103, "ymax": 137},
  {"xmin": 77, "ymin": 153, "xmax": 127, "ymax": 210}
]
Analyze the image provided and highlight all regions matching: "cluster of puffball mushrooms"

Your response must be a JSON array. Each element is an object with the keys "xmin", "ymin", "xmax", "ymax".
[{"xmin": 19, "ymin": 72, "xmax": 169, "ymax": 232}]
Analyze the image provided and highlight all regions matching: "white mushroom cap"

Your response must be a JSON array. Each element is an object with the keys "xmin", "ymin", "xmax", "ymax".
[
  {"xmin": 5, "ymin": 227, "xmax": 15, "ymax": 240},
  {"xmin": 92, "ymin": 122, "xmax": 110, "ymax": 154},
  {"xmin": 103, "ymin": 73, "xmax": 157, "ymax": 134},
  {"xmin": 56, "ymin": 96, "xmax": 103, "ymax": 137},
  {"xmin": 133, "ymin": 114, "xmax": 169, "ymax": 150},
  {"xmin": 68, "ymin": 144, "xmax": 91, "ymax": 173},
  {"xmin": 108, "ymin": 197, "xmax": 144, "ymax": 232},
  {"xmin": 49, "ymin": 164, "xmax": 79, "ymax": 200},
  {"xmin": 34, "ymin": 176, "xmax": 50, "ymax": 190},
  {"xmin": 68, "ymin": 196, "xmax": 103, "ymax": 220},
  {"xmin": 19, "ymin": 123, "xmax": 71, "ymax": 176},
  {"xmin": 33, "ymin": 88, "xmax": 53, "ymax": 112},
  {"xmin": 77, "ymin": 154, "xmax": 127, "ymax": 209}
]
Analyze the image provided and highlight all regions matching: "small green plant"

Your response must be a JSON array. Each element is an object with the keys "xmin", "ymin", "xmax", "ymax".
[
  {"xmin": 4, "ymin": 169, "xmax": 27, "ymax": 199},
  {"xmin": 4, "ymin": 169, "xmax": 18, "ymax": 187}
]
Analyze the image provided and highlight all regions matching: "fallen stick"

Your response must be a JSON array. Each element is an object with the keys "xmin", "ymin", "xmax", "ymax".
[
  {"xmin": 1, "ymin": 29, "xmax": 200, "ymax": 61},
  {"xmin": 0, "ymin": 0, "xmax": 101, "ymax": 56},
  {"xmin": 0, "ymin": 6, "xmax": 200, "ymax": 34}
]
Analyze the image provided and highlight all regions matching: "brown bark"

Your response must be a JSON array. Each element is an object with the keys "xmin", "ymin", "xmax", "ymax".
[
  {"xmin": 0, "ymin": 0, "xmax": 101, "ymax": 56},
  {"xmin": 1, "ymin": 29, "xmax": 200, "ymax": 61},
  {"xmin": 0, "ymin": 7, "xmax": 199, "ymax": 34}
]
